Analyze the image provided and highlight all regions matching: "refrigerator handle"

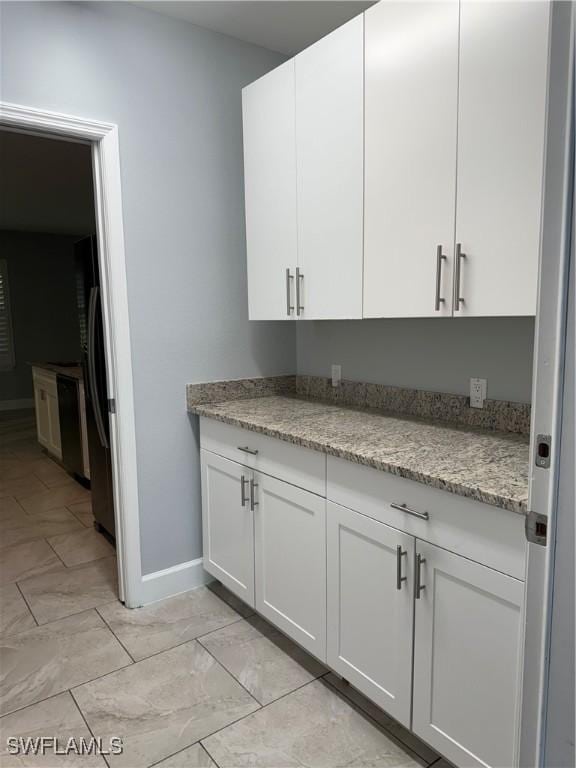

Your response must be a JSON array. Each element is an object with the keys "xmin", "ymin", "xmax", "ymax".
[{"xmin": 88, "ymin": 286, "xmax": 110, "ymax": 450}]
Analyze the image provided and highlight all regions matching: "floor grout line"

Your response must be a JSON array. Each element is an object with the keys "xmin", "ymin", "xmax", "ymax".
[
  {"xmin": 14, "ymin": 579, "xmax": 39, "ymax": 627},
  {"xmin": 95, "ymin": 606, "xmax": 138, "ymax": 664},
  {"xmin": 69, "ymin": 688, "xmax": 112, "ymax": 768}
]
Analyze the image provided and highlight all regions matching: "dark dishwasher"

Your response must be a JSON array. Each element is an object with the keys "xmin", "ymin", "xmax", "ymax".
[{"xmin": 57, "ymin": 374, "xmax": 84, "ymax": 478}]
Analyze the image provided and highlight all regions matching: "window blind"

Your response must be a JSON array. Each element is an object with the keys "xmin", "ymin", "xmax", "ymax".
[{"xmin": 0, "ymin": 259, "xmax": 15, "ymax": 370}]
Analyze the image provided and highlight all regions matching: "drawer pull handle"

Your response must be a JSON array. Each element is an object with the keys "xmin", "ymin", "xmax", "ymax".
[
  {"xmin": 240, "ymin": 475, "xmax": 248, "ymax": 507},
  {"xmin": 396, "ymin": 545, "xmax": 407, "ymax": 591},
  {"xmin": 238, "ymin": 446, "xmax": 258, "ymax": 456},
  {"xmin": 391, "ymin": 502, "xmax": 429, "ymax": 521},
  {"xmin": 416, "ymin": 553, "xmax": 426, "ymax": 599}
]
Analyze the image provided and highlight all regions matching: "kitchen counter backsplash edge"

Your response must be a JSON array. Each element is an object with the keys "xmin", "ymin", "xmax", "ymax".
[{"xmin": 187, "ymin": 375, "xmax": 530, "ymax": 435}]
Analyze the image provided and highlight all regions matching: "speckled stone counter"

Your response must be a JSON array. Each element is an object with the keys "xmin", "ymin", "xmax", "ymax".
[
  {"xmin": 188, "ymin": 393, "xmax": 530, "ymax": 515},
  {"xmin": 31, "ymin": 362, "xmax": 83, "ymax": 380}
]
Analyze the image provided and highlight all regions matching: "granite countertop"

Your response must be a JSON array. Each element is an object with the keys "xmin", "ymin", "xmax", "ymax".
[
  {"xmin": 189, "ymin": 395, "xmax": 530, "ymax": 514},
  {"xmin": 31, "ymin": 362, "xmax": 83, "ymax": 380}
]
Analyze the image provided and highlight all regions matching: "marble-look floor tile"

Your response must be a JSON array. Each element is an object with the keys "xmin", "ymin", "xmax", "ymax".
[
  {"xmin": 153, "ymin": 743, "xmax": 217, "ymax": 768},
  {"xmin": 199, "ymin": 615, "xmax": 326, "ymax": 705},
  {"xmin": 0, "ymin": 457, "xmax": 33, "ymax": 482},
  {"xmin": 97, "ymin": 585, "xmax": 240, "ymax": 661},
  {"xmin": 202, "ymin": 679, "xmax": 424, "ymax": 768},
  {"xmin": 207, "ymin": 580, "xmax": 255, "ymax": 618},
  {"xmin": 324, "ymin": 673, "xmax": 439, "ymax": 764},
  {"xmin": 0, "ymin": 496, "xmax": 26, "ymax": 522},
  {"xmin": 0, "ymin": 692, "xmax": 107, "ymax": 767},
  {"xmin": 67, "ymin": 500, "xmax": 94, "ymax": 528},
  {"xmin": 0, "ymin": 584, "xmax": 36, "ymax": 638},
  {"xmin": 0, "ymin": 476, "xmax": 47, "ymax": 500},
  {"xmin": 17, "ymin": 483, "xmax": 90, "ymax": 516},
  {"xmin": 28, "ymin": 459, "xmax": 73, "ymax": 489},
  {"xmin": 18, "ymin": 557, "xmax": 118, "ymax": 625},
  {"xmin": 0, "ymin": 507, "xmax": 84, "ymax": 548},
  {"xmin": 47, "ymin": 528, "xmax": 115, "ymax": 567},
  {"xmin": 74, "ymin": 639, "xmax": 260, "ymax": 768},
  {"xmin": 0, "ymin": 540, "xmax": 62, "ymax": 585},
  {"xmin": 0, "ymin": 610, "xmax": 131, "ymax": 716}
]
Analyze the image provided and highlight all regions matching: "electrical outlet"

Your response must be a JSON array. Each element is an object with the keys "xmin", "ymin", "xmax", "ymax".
[
  {"xmin": 470, "ymin": 378, "xmax": 487, "ymax": 409},
  {"xmin": 331, "ymin": 364, "xmax": 342, "ymax": 388}
]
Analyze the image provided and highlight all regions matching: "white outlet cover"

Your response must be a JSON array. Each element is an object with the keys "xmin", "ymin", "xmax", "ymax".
[
  {"xmin": 331, "ymin": 364, "xmax": 342, "ymax": 387},
  {"xmin": 470, "ymin": 378, "xmax": 487, "ymax": 408}
]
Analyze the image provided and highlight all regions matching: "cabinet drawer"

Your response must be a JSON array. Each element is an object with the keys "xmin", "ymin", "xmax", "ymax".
[
  {"xmin": 327, "ymin": 456, "xmax": 526, "ymax": 580},
  {"xmin": 200, "ymin": 417, "xmax": 326, "ymax": 497}
]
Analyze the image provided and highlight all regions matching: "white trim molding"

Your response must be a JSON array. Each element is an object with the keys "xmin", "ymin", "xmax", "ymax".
[
  {"xmin": 0, "ymin": 398, "xmax": 35, "ymax": 411},
  {"xmin": 140, "ymin": 559, "xmax": 212, "ymax": 605},
  {"xmin": 0, "ymin": 101, "xmax": 143, "ymax": 608}
]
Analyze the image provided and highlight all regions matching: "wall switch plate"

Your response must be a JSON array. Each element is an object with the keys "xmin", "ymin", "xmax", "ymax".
[
  {"xmin": 331, "ymin": 364, "xmax": 342, "ymax": 388},
  {"xmin": 470, "ymin": 378, "xmax": 487, "ymax": 409}
]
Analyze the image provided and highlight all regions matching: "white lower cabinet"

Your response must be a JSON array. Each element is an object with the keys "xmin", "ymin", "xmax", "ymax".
[
  {"xmin": 200, "ymin": 428, "xmax": 527, "ymax": 768},
  {"xmin": 412, "ymin": 541, "xmax": 524, "ymax": 768},
  {"xmin": 201, "ymin": 450, "xmax": 255, "ymax": 607},
  {"xmin": 254, "ymin": 472, "xmax": 326, "ymax": 660},
  {"xmin": 326, "ymin": 502, "xmax": 414, "ymax": 726}
]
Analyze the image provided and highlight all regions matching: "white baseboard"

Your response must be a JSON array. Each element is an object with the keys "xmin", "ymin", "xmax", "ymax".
[
  {"xmin": 0, "ymin": 398, "xmax": 34, "ymax": 412},
  {"xmin": 139, "ymin": 557, "xmax": 212, "ymax": 605}
]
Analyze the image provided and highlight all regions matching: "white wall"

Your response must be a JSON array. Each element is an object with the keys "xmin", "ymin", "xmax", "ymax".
[
  {"xmin": 0, "ymin": 1, "xmax": 295, "ymax": 575},
  {"xmin": 296, "ymin": 317, "xmax": 535, "ymax": 403}
]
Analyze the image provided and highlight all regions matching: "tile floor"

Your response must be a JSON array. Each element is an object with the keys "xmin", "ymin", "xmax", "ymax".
[{"xmin": 0, "ymin": 410, "xmax": 444, "ymax": 767}]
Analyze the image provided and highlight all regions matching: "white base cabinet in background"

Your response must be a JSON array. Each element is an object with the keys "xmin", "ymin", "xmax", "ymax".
[
  {"xmin": 255, "ymin": 473, "xmax": 326, "ymax": 660},
  {"xmin": 326, "ymin": 501, "xmax": 414, "ymax": 726},
  {"xmin": 201, "ymin": 450, "xmax": 255, "ymax": 607},
  {"xmin": 412, "ymin": 541, "xmax": 524, "ymax": 768},
  {"xmin": 32, "ymin": 367, "xmax": 61, "ymax": 460}
]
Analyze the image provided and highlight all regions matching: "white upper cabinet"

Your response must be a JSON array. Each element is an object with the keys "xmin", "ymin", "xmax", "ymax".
[
  {"xmin": 295, "ymin": 15, "xmax": 364, "ymax": 319},
  {"xmin": 364, "ymin": 1, "xmax": 459, "ymax": 318},
  {"xmin": 454, "ymin": 1, "xmax": 550, "ymax": 317},
  {"xmin": 242, "ymin": 60, "xmax": 297, "ymax": 320}
]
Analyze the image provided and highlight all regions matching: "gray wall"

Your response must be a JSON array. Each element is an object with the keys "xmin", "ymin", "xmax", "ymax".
[
  {"xmin": 0, "ymin": 231, "xmax": 81, "ymax": 402},
  {"xmin": 296, "ymin": 317, "xmax": 535, "ymax": 403},
  {"xmin": 0, "ymin": 2, "xmax": 294, "ymax": 574}
]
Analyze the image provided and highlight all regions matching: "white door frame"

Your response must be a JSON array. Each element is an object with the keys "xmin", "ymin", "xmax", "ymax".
[
  {"xmin": 0, "ymin": 101, "xmax": 143, "ymax": 608},
  {"xmin": 520, "ymin": 3, "xmax": 574, "ymax": 766}
]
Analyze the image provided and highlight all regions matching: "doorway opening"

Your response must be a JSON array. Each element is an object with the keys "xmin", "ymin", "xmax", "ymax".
[
  {"xmin": 0, "ymin": 130, "xmax": 119, "ymax": 608},
  {"xmin": 0, "ymin": 102, "xmax": 142, "ymax": 609}
]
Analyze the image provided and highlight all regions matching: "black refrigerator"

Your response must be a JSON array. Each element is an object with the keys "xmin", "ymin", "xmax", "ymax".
[{"xmin": 75, "ymin": 235, "xmax": 116, "ymax": 541}]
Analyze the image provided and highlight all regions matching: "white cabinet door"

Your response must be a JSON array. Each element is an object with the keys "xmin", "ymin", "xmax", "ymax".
[
  {"xmin": 242, "ymin": 60, "xmax": 298, "ymax": 320},
  {"xmin": 364, "ymin": 0, "xmax": 459, "ymax": 319},
  {"xmin": 47, "ymin": 390, "xmax": 61, "ymax": 459},
  {"xmin": 295, "ymin": 15, "xmax": 364, "ymax": 319},
  {"xmin": 254, "ymin": 473, "xmax": 326, "ymax": 660},
  {"xmin": 326, "ymin": 502, "xmax": 414, "ymax": 726},
  {"xmin": 454, "ymin": 1, "xmax": 550, "ymax": 317},
  {"xmin": 413, "ymin": 541, "xmax": 524, "ymax": 768},
  {"xmin": 201, "ymin": 450, "xmax": 255, "ymax": 607},
  {"xmin": 34, "ymin": 384, "xmax": 50, "ymax": 450}
]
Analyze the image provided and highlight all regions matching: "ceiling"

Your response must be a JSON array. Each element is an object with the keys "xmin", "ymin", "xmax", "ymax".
[
  {"xmin": 0, "ymin": 130, "xmax": 96, "ymax": 236},
  {"xmin": 133, "ymin": 1, "xmax": 375, "ymax": 55}
]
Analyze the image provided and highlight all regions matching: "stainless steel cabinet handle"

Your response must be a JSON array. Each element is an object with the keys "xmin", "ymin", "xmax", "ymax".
[
  {"xmin": 249, "ymin": 477, "xmax": 258, "ymax": 511},
  {"xmin": 396, "ymin": 545, "xmax": 407, "ymax": 591},
  {"xmin": 295, "ymin": 268, "xmax": 304, "ymax": 316},
  {"xmin": 237, "ymin": 446, "xmax": 258, "ymax": 456},
  {"xmin": 286, "ymin": 268, "xmax": 294, "ymax": 316},
  {"xmin": 435, "ymin": 245, "xmax": 447, "ymax": 311},
  {"xmin": 390, "ymin": 502, "xmax": 430, "ymax": 521},
  {"xmin": 415, "ymin": 553, "xmax": 426, "ymax": 599},
  {"xmin": 454, "ymin": 243, "xmax": 466, "ymax": 311},
  {"xmin": 240, "ymin": 475, "xmax": 248, "ymax": 507}
]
